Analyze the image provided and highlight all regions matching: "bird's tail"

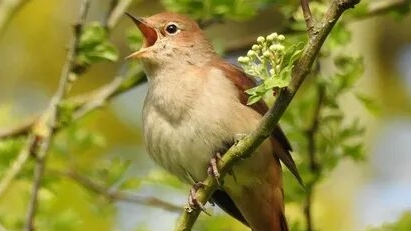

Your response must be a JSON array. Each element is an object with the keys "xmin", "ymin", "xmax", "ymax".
[{"xmin": 280, "ymin": 212, "xmax": 289, "ymax": 231}]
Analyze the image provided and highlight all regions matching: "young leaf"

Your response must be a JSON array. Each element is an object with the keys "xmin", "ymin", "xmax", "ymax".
[{"xmin": 76, "ymin": 22, "xmax": 119, "ymax": 66}]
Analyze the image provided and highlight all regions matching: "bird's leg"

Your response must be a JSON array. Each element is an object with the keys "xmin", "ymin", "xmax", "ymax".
[
  {"xmin": 207, "ymin": 136, "xmax": 245, "ymax": 185},
  {"xmin": 187, "ymin": 181, "xmax": 210, "ymax": 214},
  {"xmin": 207, "ymin": 152, "xmax": 222, "ymax": 185},
  {"xmin": 187, "ymin": 151, "xmax": 224, "ymax": 214}
]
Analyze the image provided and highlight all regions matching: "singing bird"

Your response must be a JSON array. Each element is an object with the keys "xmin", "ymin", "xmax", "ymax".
[{"xmin": 126, "ymin": 12, "xmax": 302, "ymax": 231}]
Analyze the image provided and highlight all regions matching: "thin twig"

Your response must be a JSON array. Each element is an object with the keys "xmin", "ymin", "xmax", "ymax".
[
  {"xmin": 0, "ymin": 0, "xmax": 31, "ymax": 37},
  {"xmin": 0, "ymin": 71, "xmax": 146, "ymax": 141},
  {"xmin": 23, "ymin": 1, "xmax": 90, "ymax": 231},
  {"xmin": 1, "ymin": 0, "xmax": 399, "ymax": 139},
  {"xmin": 0, "ymin": 0, "xmax": 137, "ymax": 202},
  {"xmin": 173, "ymin": 0, "xmax": 361, "ymax": 230},
  {"xmin": 303, "ymin": 84, "xmax": 325, "ymax": 231},
  {"xmin": 0, "ymin": 118, "xmax": 35, "ymax": 139},
  {"xmin": 0, "ymin": 68, "xmax": 144, "ymax": 202},
  {"xmin": 301, "ymin": 0, "xmax": 315, "ymax": 37},
  {"xmin": 0, "ymin": 0, "xmax": 138, "ymax": 141},
  {"xmin": 103, "ymin": 0, "xmax": 118, "ymax": 29},
  {"xmin": 54, "ymin": 170, "xmax": 182, "ymax": 212},
  {"xmin": 105, "ymin": 0, "xmax": 133, "ymax": 30},
  {"xmin": 1, "ymin": 0, "xmax": 406, "ymax": 141},
  {"xmin": 0, "ymin": 136, "xmax": 32, "ymax": 197},
  {"xmin": 72, "ymin": 70, "xmax": 146, "ymax": 120},
  {"xmin": 306, "ymin": 84, "xmax": 324, "ymax": 174}
]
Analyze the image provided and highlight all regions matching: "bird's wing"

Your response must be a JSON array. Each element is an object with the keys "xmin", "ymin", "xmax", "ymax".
[
  {"xmin": 211, "ymin": 189, "xmax": 249, "ymax": 226},
  {"xmin": 212, "ymin": 60, "xmax": 302, "ymax": 184}
]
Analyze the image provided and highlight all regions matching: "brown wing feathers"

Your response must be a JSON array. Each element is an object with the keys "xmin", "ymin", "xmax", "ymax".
[{"xmin": 212, "ymin": 60, "xmax": 302, "ymax": 184}]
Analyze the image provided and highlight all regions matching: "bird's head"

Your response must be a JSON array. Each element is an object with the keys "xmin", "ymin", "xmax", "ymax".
[{"xmin": 126, "ymin": 12, "xmax": 215, "ymax": 74}]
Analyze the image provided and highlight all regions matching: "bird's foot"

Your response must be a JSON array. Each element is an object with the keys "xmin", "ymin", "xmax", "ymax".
[
  {"xmin": 187, "ymin": 182, "xmax": 210, "ymax": 215},
  {"xmin": 207, "ymin": 152, "xmax": 222, "ymax": 185}
]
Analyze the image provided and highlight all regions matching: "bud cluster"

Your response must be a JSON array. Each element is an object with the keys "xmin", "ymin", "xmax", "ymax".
[
  {"xmin": 238, "ymin": 33, "xmax": 286, "ymax": 80},
  {"xmin": 237, "ymin": 33, "xmax": 303, "ymax": 105}
]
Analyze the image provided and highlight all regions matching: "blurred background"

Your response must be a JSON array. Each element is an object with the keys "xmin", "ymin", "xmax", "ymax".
[{"xmin": 0, "ymin": 0, "xmax": 411, "ymax": 231}]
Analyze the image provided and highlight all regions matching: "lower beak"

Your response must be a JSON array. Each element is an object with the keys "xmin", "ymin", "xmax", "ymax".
[{"xmin": 125, "ymin": 13, "xmax": 158, "ymax": 59}]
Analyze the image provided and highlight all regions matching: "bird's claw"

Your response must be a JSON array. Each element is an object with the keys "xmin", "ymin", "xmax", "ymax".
[
  {"xmin": 187, "ymin": 182, "xmax": 210, "ymax": 215},
  {"xmin": 207, "ymin": 152, "xmax": 222, "ymax": 185}
]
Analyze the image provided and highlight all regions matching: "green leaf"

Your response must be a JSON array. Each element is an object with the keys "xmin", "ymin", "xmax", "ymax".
[
  {"xmin": 247, "ymin": 93, "xmax": 264, "ymax": 105},
  {"xmin": 77, "ymin": 22, "xmax": 119, "ymax": 66},
  {"xmin": 355, "ymin": 92, "xmax": 380, "ymax": 115},
  {"xmin": 264, "ymin": 75, "xmax": 289, "ymax": 89},
  {"xmin": 343, "ymin": 143, "xmax": 365, "ymax": 161}
]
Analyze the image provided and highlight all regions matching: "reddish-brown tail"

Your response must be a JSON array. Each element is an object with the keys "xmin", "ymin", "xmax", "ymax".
[{"xmin": 227, "ymin": 157, "xmax": 288, "ymax": 231}]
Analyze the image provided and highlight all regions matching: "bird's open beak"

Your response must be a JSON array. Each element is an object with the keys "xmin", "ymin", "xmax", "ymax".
[{"xmin": 125, "ymin": 13, "xmax": 158, "ymax": 59}]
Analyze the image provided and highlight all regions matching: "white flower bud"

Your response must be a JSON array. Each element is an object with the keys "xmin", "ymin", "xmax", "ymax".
[
  {"xmin": 252, "ymin": 44, "xmax": 260, "ymax": 51},
  {"xmin": 270, "ymin": 44, "xmax": 285, "ymax": 52},
  {"xmin": 257, "ymin": 36, "xmax": 265, "ymax": 43},
  {"xmin": 267, "ymin": 32, "xmax": 278, "ymax": 41},
  {"xmin": 238, "ymin": 56, "xmax": 250, "ymax": 63},
  {"xmin": 269, "ymin": 69, "xmax": 275, "ymax": 75}
]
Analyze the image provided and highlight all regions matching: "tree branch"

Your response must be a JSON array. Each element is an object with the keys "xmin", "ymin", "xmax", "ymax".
[
  {"xmin": 0, "ymin": 0, "xmax": 138, "ymax": 202},
  {"xmin": 0, "ymin": 61, "xmax": 145, "ymax": 141},
  {"xmin": 0, "ymin": 119, "xmax": 35, "ymax": 139},
  {"xmin": 1, "ymin": 0, "xmax": 404, "ymax": 141},
  {"xmin": 105, "ymin": 0, "xmax": 133, "ymax": 30},
  {"xmin": 301, "ymin": 0, "xmax": 315, "ymax": 37},
  {"xmin": 71, "ymin": 69, "xmax": 146, "ymax": 120},
  {"xmin": 54, "ymin": 169, "xmax": 182, "ymax": 213},
  {"xmin": 23, "ymin": 1, "xmax": 90, "ymax": 230},
  {"xmin": 0, "ymin": 71, "xmax": 145, "ymax": 204},
  {"xmin": 173, "ymin": 0, "xmax": 361, "ymax": 230}
]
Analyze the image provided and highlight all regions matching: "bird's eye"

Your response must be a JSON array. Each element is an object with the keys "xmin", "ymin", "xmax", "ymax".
[{"xmin": 165, "ymin": 23, "xmax": 179, "ymax": 35}]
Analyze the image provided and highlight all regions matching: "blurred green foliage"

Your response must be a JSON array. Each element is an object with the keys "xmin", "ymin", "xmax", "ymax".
[
  {"xmin": 160, "ymin": 0, "xmax": 291, "ymax": 21},
  {"xmin": 76, "ymin": 22, "xmax": 119, "ymax": 69},
  {"xmin": 367, "ymin": 212, "xmax": 411, "ymax": 231}
]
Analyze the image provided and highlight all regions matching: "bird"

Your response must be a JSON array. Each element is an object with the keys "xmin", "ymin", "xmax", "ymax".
[{"xmin": 126, "ymin": 12, "xmax": 302, "ymax": 231}]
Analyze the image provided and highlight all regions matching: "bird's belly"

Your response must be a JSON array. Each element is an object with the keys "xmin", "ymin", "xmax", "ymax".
[
  {"xmin": 143, "ymin": 108, "xmax": 229, "ymax": 183},
  {"xmin": 142, "ymin": 68, "xmax": 273, "ymax": 186}
]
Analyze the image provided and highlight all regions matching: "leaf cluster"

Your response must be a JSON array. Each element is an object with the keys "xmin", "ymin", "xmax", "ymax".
[
  {"xmin": 160, "ymin": 0, "xmax": 287, "ymax": 21},
  {"xmin": 75, "ymin": 22, "xmax": 119, "ymax": 71},
  {"xmin": 275, "ymin": 33, "xmax": 371, "ymax": 222},
  {"xmin": 238, "ymin": 33, "xmax": 303, "ymax": 105}
]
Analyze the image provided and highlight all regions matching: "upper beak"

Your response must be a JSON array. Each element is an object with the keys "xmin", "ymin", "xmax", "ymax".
[{"xmin": 125, "ymin": 12, "xmax": 158, "ymax": 59}]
